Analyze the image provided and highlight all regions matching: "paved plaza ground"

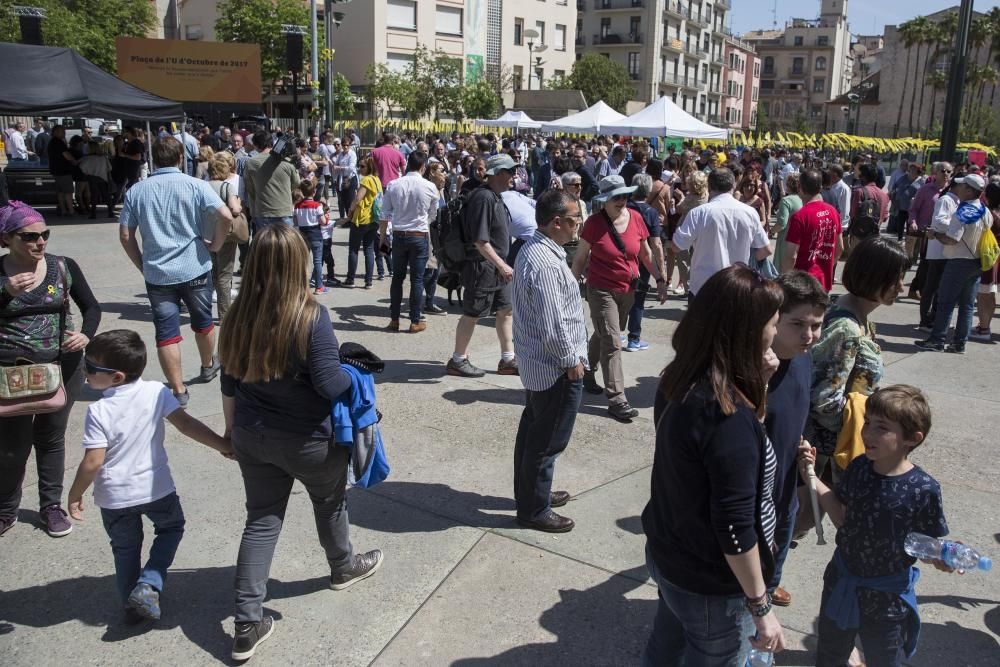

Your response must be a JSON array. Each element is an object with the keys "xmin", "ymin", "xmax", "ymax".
[{"xmin": 1, "ymin": 216, "xmax": 998, "ymax": 666}]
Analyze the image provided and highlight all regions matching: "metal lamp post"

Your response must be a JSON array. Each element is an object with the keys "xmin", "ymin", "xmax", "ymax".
[{"xmin": 522, "ymin": 29, "xmax": 548, "ymax": 91}]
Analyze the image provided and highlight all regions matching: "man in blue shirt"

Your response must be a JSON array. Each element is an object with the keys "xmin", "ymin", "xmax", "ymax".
[
  {"xmin": 765, "ymin": 271, "xmax": 829, "ymax": 608},
  {"xmin": 118, "ymin": 136, "xmax": 233, "ymax": 406}
]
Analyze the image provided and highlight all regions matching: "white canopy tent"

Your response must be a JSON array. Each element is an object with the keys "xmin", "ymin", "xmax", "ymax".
[
  {"xmin": 600, "ymin": 96, "xmax": 728, "ymax": 140},
  {"xmin": 474, "ymin": 110, "xmax": 542, "ymax": 130},
  {"xmin": 539, "ymin": 101, "xmax": 626, "ymax": 134}
]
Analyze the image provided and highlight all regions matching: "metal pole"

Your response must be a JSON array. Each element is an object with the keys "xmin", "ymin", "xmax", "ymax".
[
  {"xmin": 325, "ymin": 0, "xmax": 334, "ymax": 131},
  {"xmin": 293, "ymin": 71, "xmax": 299, "ymax": 135},
  {"xmin": 310, "ymin": 0, "xmax": 320, "ymax": 136},
  {"xmin": 940, "ymin": 0, "xmax": 974, "ymax": 162},
  {"xmin": 527, "ymin": 43, "xmax": 533, "ymax": 90}
]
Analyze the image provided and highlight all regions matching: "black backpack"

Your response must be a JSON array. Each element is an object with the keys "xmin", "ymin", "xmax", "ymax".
[
  {"xmin": 851, "ymin": 185, "xmax": 881, "ymax": 240},
  {"xmin": 431, "ymin": 192, "xmax": 470, "ymax": 272}
]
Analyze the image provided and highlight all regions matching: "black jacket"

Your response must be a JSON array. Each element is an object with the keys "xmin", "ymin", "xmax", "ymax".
[{"xmin": 642, "ymin": 381, "xmax": 775, "ymax": 596}]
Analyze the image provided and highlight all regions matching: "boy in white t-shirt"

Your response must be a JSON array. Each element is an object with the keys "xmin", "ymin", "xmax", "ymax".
[{"xmin": 67, "ymin": 330, "xmax": 232, "ymax": 625}]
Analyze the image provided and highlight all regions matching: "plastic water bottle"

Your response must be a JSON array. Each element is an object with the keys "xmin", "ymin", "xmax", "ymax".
[
  {"xmin": 746, "ymin": 647, "xmax": 774, "ymax": 667},
  {"xmin": 904, "ymin": 532, "xmax": 993, "ymax": 572}
]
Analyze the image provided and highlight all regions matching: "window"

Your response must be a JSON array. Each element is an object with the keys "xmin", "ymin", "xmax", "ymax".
[
  {"xmin": 185, "ymin": 24, "xmax": 203, "ymax": 40},
  {"xmin": 513, "ymin": 65, "xmax": 524, "ymax": 90},
  {"xmin": 630, "ymin": 16, "xmax": 641, "ymax": 40},
  {"xmin": 815, "ymin": 56, "xmax": 826, "ymax": 70},
  {"xmin": 753, "ymin": 61, "xmax": 760, "ymax": 77},
  {"xmin": 813, "ymin": 77, "xmax": 825, "ymax": 92},
  {"xmin": 817, "ymin": 35, "xmax": 829, "ymax": 46},
  {"xmin": 601, "ymin": 17, "xmax": 611, "ymax": 38},
  {"xmin": 386, "ymin": 52, "xmax": 415, "ymax": 74},
  {"xmin": 793, "ymin": 35, "xmax": 803, "ymax": 46},
  {"xmin": 535, "ymin": 20, "xmax": 545, "ymax": 45},
  {"xmin": 435, "ymin": 6, "xmax": 463, "ymax": 36},
  {"xmin": 811, "ymin": 104, "xmax": 823, "ymax": 118},
  {"xmin": 760, "ymin": 79, "xmax": 774, "ymax": 90},
  {"xmin": 555, "ymin": 24, "xmax": 567, "ymax": 51},
  {"xmin": 763, "ymin": 56, "xmax": 774, "ymax": 73},
  {"xmin": 628, "ymin": 52, "xmax": 640, "ymax": 77},
  {"xmin": 792, "ymin": 57, "xmax": 804, "ymax": 74},
  {"xmin": 514, "ymin": 18, "xmax": 524, "ymax": 45},
  {"xmin": 752, "ymin": 86, "xmax": 758, "ymax": 101},
  {"xmin": 701, "ymin": 63, "xmax": 708, "ymax": 83},
  {"xmin": 387, "ymin": 0, "xmax": 417, "ymax": 30}
]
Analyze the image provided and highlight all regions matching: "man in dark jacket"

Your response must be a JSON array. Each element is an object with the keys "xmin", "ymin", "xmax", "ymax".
[{"xmin": 570, "ymin": 146, "xmax": 599, "ymax": 204}]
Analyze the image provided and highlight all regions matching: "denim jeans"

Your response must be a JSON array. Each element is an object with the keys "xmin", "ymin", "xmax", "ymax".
[
  {"xmin": 770, "ymin": 497, "xmax": 798, "ymax": 589},
  {"xmin": 626, "ymin": 264, "xmax": 651, "ymax": 342},
  {"xmin": 347, "ymin": 222, "xmax": 377, "ymax": 285},
  {"xmin": 918, "ymin": 258, "xmax": 946, "ymax": 327},
  {"xmin": 643, "ymin": 545, "xmax": 754, "ymax": 667},
  {"xmin": 390, "ymin": 234, "xmax": 430, "ymax": 322},
  {"xmin": 299, "ymin": 225, "xmax": 325, "ymax": 288},
  {"xmin": 256, "ymin": 216, "xmax": 294, "ymax": 227},
  {"xmin": 423, "ymin": 266, "xmax": 440, "ymax": 305},
  {"xmin": 376, "ymin": 232, "xmax": 391, "ymax": 278},
  {"xmin": 816, "ymin": 562, "xmax": 911, "ymax": 667},
  {"xmin": 338, "ymin": 182, "xmax": 357, "ymax": 219},
  {"xmin": 513, "ymin": 375, "xmax": 583, "ymax": 520},
  {"xmin": 0, "ymin": 366, "xmax": 83, "ymax": 516},
  {"xmin": 930, "ymin": 257, "xmax": 981, "ymax": 345},
  {"xmin": 232, "ymin": 425, "xmax": 354, "ymax": 623},
  {"xmin": 100, "ymin": 492, "xmax": 186, "ymax": 605}
]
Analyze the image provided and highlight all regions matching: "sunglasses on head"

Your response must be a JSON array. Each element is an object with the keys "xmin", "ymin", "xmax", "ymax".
[
  {"xmin": 15, "ymin": 229, "xmax": 50, "ymax": 242},
  {"xmin": 84, "ymin": 357, "xmax": 119, "ymax": 375},
  {"xmin": 734, "ymin": 261, "xmax": 767, "ymax": 286}
]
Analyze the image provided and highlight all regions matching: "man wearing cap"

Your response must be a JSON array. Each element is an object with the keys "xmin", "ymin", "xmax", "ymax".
[
  {"xmin": 446, "ymin": 154, "xmax": 518, "ymax": 378},
  {"xmin": 916, "ymin": 173, "xmax": 991, "ymax": 354}
]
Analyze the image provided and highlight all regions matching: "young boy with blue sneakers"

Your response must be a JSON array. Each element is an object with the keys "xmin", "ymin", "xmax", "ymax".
[{"xmin": 67, "ymin": 329, "xmax": 232, "ymax": 624}]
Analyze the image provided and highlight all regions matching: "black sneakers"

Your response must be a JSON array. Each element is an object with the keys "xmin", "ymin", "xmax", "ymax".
[
  {"xmin": 232, "ymin": 616, "xmax": 275, "ymax": 661},
  {"xmin": 330, "ymin": 549, "xmax": 384, "ymax": 591},
  {"xmin": 583, "ymin": 370, "xmax": 604, "ymax": 395},
  {"xmin": 608, "ymin": 402, "xmax": 639, "ymax": 422}
]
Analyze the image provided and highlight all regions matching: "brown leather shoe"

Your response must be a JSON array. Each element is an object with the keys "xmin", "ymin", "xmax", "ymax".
[
  {"xmin": 550, "ymin": 491, "xmax": 571, "ymax": 508},
  {"xmin": 387, "ymin": 320, "xmax": 400, "ymax": 331},
  {"xmin": 516, "ymin": 510, "xmax": 574, "ymax": 533},
  {"xmin": 497, "ymin": 357, "xmax": 519, "ymax": 375},
  {"xmin": 771, "ymin": 586, "xmax": 791, "ymax": 607},
  {"xmin": 409, "ymin": 321, "xmax": 427, "ymax": 333}
]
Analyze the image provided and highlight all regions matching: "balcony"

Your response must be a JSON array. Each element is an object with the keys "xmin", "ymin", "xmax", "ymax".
[
  {"xmin": 593, "ymin": 32, "xmax": 642, "ymax": 45},
  {"xmin": 787, "ymin": 67, "xmax": 807, "ymax": 79},
  {"xmin": 629, "ymin": 69, "xmax": 642, "ymax": 81},
  {"xmin": 706, "ymin": 114, "xmax": 722, "ymax": 125},
  {"xmin": 593, "ymin": 0, "xmax": 645, "ymax": 11},
  {"xmin": 707, "ymin": 82, "xmax": 722, "ymax": 95},
  {"xmin": 662, "ymin": 38, "xmax": 684, "ymax": 53},
  {"xmin": 715, "ymin": 0, "xmax": 731, "ymax": 9},
  {"xmin": 577, "ymin": 0, "xmax": 586, "ymax": 8},
  {"xmin": 659, "ymin": 72, "xmax": 698, "ymax": 89},
  {"xmin": 664, "ymin": 1, "xmax": 685, "ymax": 19},
  {"xmin": 687, "ymin": 12, "xmax": 709, "ymax": 28}
]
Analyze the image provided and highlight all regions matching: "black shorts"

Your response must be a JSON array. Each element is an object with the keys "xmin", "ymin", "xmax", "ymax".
[{"xmin": 460, "ymin": 261, "xmax": 511, "ymax": 318}]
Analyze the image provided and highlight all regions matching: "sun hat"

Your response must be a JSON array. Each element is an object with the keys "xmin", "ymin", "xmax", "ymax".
[
  {"xmin": 484, "ymin": 154, "xmax": 517, "ymax": 176},
  {"xmin": 593, "ymin": 175, "xmax": 637, "ymax": 201},
  {"xmin": 955, "ymin": 173, "xmax": 986, "ymax": 191}
]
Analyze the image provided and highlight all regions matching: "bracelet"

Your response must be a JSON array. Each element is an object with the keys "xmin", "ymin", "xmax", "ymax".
[
  {"xmin": 745, "ymin": 592, "xmax": 773, "ymax": 617},
  {"xmin": 655, "ymin": 277, "xmax": 666, "ymax": 285}
]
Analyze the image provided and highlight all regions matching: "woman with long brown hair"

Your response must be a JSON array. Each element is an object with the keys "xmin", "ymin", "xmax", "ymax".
[
  {"xmin": 642, "ymin": 264, "xmax": 787, "ymax": 664},
  {"xmin": 219, "ymin": 224, "xmax": 382, "ymax": 661}
]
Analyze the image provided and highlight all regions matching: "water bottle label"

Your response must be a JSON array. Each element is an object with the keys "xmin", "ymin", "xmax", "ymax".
[{"xmin": 941, "ymin": 542, "xmax": 957, "ymax": 569}]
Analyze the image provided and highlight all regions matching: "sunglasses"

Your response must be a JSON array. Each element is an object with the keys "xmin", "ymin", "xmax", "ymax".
[
  {"xmin": 84, "ymin": 357, "xmax": 119, "ymax": 375},
  {"xmin": 734, "ymin": 261, "xmax": 767, "ymax": 286},
  {"xmin": 15, "ymin": 229, "xmax": 50, "ymax": 243}
]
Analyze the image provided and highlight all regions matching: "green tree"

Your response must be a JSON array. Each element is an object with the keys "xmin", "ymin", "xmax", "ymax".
[
  {"xmin": 753, "ymin": 101, "xmax": 772, "ymax": 133},
  {"xmin": 894, "ymin": 18, "xmax": 920, "ymax": 136},
  {"xmin": 215, "ymin": 0, "xmax": 320, "ymax": 88},
  {"xmin": 409, "ymin": 45, "xmax": 465, "ymax": 120},
  {"xmin": 330, "ymin": 72, "xmax": 354, "ymax": 119},
  {"xmin": 550, "ymin": 53, "xmax": 634, "ymax": 112},
  {"xmin": 900, "ymin": 15, "xmax": 932, "ymax": 135},
  {"xmin": 365, "ymin": 63, "xmax": 414, "ymax": 120},
  {"xmin": 462, "ymin": 78, "xmax": 500, "ymax": 119},
  {"xmin": 0, "ymin": 0, "xmax": 154, "ymax": 73}
]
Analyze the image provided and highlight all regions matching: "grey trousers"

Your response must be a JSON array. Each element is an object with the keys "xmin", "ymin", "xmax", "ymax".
[
  {"xmin": 233, "ymin": 425, "xmax": 354, "ymax": 623},
  {"xmin": 587, "ymin": 287, "xmax": 635, "ymax": 406}
]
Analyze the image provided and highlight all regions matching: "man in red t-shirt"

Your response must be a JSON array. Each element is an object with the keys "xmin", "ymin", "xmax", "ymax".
[
  {"xmin": 784, "ymin": 169, "xmax": 843, "ymax": 290},
  {"xmin": 371, "ymin": 133, "xmax": 406, "ymax": 188}
]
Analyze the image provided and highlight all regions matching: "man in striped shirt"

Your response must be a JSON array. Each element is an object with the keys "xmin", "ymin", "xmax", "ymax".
[{"xmin": 511, "ymin": 190, "xmax": 588, "ymax": 534}]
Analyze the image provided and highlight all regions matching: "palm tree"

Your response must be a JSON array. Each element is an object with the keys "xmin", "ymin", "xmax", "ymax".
[
  {"xmin": 985, "ymin": 8, "xmax": 1000, "ymax": 107},
  {"xmin": 964, "ymin": 16, "xmax": 992, "ymax": 120},
  {"xmin": 894, "ymin": 19, "xmax": 919, "ymax": 136},
  {"xmin": 914, "ymin": 17, "xmax": 941, "ymax": 136},
  {"xmin": 905, "ymin": 16, "xmax": 933, "ymax": 135},
  {"xmin": 925, "ymin": 70, "xmax": 949, "ymax": 134}
]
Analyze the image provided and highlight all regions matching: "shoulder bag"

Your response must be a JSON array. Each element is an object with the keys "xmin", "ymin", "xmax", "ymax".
[
  {"xmin": 0, "ymin": 259, "xmax": 69, "ymax": 416},
  {"xmin": 221, "ymin": 181, "xmax": 250, "ymax": 244}
]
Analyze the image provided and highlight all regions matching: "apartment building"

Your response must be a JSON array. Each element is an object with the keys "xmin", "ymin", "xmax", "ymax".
[
  {"xmin": 722, "ymin": 36, "xmax": 759, "ymax": 130},
  {"xmin": 742, "ymin": 0, "xmax": 853, "ymax": 132},
  {"xmin": 503, "ymin": 0, "xmax": 579, "ymax": 105},
  {"xmin": 576, "ymin": 0, "xmax": 731, "ymax": 123}
]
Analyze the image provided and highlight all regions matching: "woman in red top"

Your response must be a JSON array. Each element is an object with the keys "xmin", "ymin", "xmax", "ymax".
[
  {"xmin": 571, "ymin": 175, "xmax": 669, "ymax": 423},
  {"xmin": 737, "ymin": 174, "xmax": 769, "ymax": 234}
]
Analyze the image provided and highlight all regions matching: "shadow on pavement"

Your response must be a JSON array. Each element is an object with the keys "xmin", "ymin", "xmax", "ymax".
[
  {"xmin": 329, "ymin": 303, "xmax": 396, "ymax": 333},
  {"xmin": 378, "ymin": 358, "xmax": 447, "ymax": 384},
  {"xmin": 615, "ymin": 515, "xmax": 643, "ymax": 535},
  {"xmin": 0, "ymin": 567, "xmax": 326, "ymax": 664},
  {"xmin": 450, "ymin": 565, "xmax": 654, "ymax": 665},
  {"xmin": 356, "ymin": 481, "xmax": 515, "ymax": 531}
]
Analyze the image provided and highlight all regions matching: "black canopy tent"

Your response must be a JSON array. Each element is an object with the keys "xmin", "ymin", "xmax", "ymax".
[{"xmin": 0, "ymin": 43, "xmax": 183, "ymax": 121}]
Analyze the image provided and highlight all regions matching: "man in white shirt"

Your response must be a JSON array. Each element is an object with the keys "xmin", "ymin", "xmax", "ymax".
[
  {"xmin": 7, "ymin": 122, "xmax": 32, "ymax": 161},
  {"xmin": 916, "ymin": 173, "xmax": 991, "ymax": 353},
  {"xmin": 779, "ymin": 153, "xmax": 801, "ymax": 198},
  {"xmin": 672, "ymin": 168, "xmax": 772, "ymax": 300},
  {"xmin": 379, "ymin": 150, "xmax": 439, "ymax": 333}
]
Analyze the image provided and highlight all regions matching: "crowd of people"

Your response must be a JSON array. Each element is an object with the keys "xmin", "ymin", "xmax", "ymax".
[{"xmin": 1, "ymin": 118, "xmax": 997, "ymax": 665}]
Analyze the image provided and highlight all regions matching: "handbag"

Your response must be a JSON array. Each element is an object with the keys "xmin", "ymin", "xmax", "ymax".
[
  {"xmin": 221, "ymin": 181, "xmax": 250, "ymax": 244},
  {"xmin": 834, "ymin": 392, "xmax": 867, "ymax": 470},
  {"xmin": 0, "ymin": 260, "xmax": 69, "ymax": 417}
]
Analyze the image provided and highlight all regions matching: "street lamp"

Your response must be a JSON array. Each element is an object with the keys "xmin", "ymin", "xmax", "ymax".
[
  {"xmin": 523, "ymin": 29, "xmax": 548, "ymax": 90},
  {"xmin": 847, "ymin": 81, "xmax": 874, "ymax": 135}
]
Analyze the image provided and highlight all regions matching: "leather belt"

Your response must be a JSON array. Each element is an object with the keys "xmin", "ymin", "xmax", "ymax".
[{"xmin": 396, "ymin": 230, "xmax": 429, "ymax": 237}]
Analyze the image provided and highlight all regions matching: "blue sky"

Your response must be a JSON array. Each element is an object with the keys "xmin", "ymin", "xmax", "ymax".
[{"xmin": 729, "ymin": 0, "xmax": 997, "ymax": 37}]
